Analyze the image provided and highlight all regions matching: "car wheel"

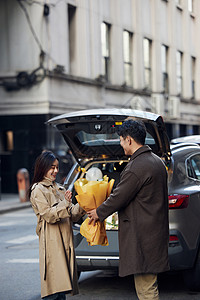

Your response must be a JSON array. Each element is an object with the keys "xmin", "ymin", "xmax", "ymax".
[{"xmin": 183, "ymin": 249, "xmax": 200, "ymax": 291}]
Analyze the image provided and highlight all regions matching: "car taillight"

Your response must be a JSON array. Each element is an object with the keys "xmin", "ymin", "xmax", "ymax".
[
  {"xmin": 168, "ymin": 194, "xmax": 189, "ymax": 209},
  {"xmin": 169, "ymin": 235, "xmax": 180, "ymax": 247},
  {"xmin": 169, "ymin": 235, "xmax": 179, "ymax": 241}
]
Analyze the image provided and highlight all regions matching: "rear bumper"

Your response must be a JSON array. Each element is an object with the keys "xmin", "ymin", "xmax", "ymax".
[
  {"xmin": 73, "ymin": 227, "xmax": 119, "ymax": 271},
  {"xmin": 76, "ymin": 255, "xmax": 119, "ymax": 271},
  {"xmin": 168, "ymin": 229, "xmax": 197, "ymax": 271},
  {"xmin": 73, "ymin": 227, "xmax": 198, "ymax": 272}
]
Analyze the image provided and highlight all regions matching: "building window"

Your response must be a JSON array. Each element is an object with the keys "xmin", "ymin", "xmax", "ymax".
[
  {"xmin": 0, "ymin": 131, "xmax": 14, "ymax": 153},
  {"xmin": 176, "ymin": 51, "xmax": 182, "ymax": 95},
  {"xmin": 161, "ymin": 45, "xmax": 169, "ymax": 93},
  {"xmin": 68, "ymin": 4, "xmax": 76, "ymax": 73},
  {"xmin": 143, "ymin": 38, "xmax": 152, "ymax": 89},
  {"xmin": 123, "ymin": 30, "xmax": 133, "ymax": 86},
  {"xmin": 193, "ymin": 125, "xmax": 199, "ymax": 135},
  {"xmin": 101, "ymin": 22, "xmax": 111, "ymax": 81},
  {"xmin": 191, "ymin": 57, "xmax": 196, "ymax": 98},
  {"xmin": 188, "ymin": 0, "xmax": 194, "ymax": 13}
]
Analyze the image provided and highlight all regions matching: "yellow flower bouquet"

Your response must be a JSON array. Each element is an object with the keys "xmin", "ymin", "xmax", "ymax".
[{"xmin": 74, "ymin": 175, "xmax": 115, "ymax": 246}]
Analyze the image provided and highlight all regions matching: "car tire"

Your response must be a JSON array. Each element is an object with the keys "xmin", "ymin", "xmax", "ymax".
[{"xmin": 183, "ymin": 249, "xmax": 200, "ymax": 291}]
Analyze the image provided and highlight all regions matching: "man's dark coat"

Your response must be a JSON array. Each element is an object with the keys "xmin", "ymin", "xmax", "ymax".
[{"xmin": 97, "ymin": 145, "xmax": 169, "ymax": 277}]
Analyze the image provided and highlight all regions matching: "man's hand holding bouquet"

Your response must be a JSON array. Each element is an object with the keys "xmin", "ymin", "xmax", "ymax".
[{"xmin": 74, "ymin": 168, "xmax": 114, "ymax": 246}]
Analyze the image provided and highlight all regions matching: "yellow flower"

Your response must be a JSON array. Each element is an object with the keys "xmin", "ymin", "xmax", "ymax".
[{"xmin": 74, "ymin": 176, "xmax": 115, "ymax": 246}]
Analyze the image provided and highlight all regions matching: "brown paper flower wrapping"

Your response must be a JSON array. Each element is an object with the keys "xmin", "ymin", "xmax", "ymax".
[{"xmin": 74, "ymin": 177, "xmax": 115, "ymax": 246}]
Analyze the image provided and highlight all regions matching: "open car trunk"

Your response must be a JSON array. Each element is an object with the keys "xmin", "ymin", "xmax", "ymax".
[
  {"xmin": 47, "ymin": 108, "xmax": 171, "ymax": 166},
  {"xmin": 47, "ymin": 108, "xmax": 171, "ymax": 231}
]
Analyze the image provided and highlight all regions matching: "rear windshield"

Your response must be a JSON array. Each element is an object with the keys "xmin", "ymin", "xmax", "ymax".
[{"xmin": 76, "ymin": 131, "xmax": 156, "ymax": 146}]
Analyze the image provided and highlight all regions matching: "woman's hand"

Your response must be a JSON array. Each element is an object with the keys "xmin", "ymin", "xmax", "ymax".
[{"xmin": 65, "ymin": 190, "xmax": 72, "ymax": 203}]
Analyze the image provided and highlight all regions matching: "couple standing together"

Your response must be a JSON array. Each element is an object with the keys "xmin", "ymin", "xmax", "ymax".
[{"xmin": 29, "ymin": 119, "xmax": 169, "ymax": 300}]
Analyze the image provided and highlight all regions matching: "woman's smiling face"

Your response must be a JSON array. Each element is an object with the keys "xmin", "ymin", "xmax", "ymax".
[{"xmin": 45, "ymin": 159, "xmax": 59, "ymax": 181}]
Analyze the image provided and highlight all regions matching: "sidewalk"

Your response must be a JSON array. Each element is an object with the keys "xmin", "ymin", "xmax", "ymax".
[{"xmin": 0, "ymin": 193, "xmax": 32, "ymax": 214}]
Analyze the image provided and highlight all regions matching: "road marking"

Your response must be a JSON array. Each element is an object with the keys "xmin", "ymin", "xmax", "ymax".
[
  {"xmin": 0, "ymin": 221, "xmax": 18, "ymax": 227},
  {"xmin": 0, "ymin": 220, "xmax": 36, "ymax": 226},
  {"xmin": 6, "ymin": 235, "xmax": 38, "ymax": 244},
  {"xmin": 7, "ymin": 258, "xmax": 39, "ymax": 263},
  {"xmin": 5, "ymin": 212, "xmax": 35, "ymax": 217}
]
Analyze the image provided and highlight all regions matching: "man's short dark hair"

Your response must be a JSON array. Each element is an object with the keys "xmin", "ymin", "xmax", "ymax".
[{"xmin": 117, "ymin": 119, "xmax": 146, "ymax": 145}]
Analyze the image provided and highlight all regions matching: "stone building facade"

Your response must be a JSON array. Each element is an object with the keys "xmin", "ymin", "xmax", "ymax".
[{"xmin": 0, "ymin": 0, "xmax": 200, "ymax": 192}]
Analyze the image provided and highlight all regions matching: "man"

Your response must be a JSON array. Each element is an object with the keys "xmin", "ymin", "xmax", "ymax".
[{"xmin": 87, "ymin": 119, "xmax": 169, "ymax": 300}]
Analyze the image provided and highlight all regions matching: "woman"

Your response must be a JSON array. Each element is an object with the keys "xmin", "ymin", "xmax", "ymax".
[{"xmin": 29, "ymin": 150, "xmax": 85, "ymax": 300}]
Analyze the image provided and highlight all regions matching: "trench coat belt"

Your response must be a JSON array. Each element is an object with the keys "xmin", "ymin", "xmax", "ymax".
[{"xmin": 42, "ymin": 221, "xmax": 46, "ymax": 280}]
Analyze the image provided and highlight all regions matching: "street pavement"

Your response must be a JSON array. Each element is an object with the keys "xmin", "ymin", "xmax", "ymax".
[
  {"xmin": 0, "ymin": 193, "xmax": 32, "ymax": 214},
  {"xmin": 1, "ymin": 194, "xmax": 200, "ymax": 299}
]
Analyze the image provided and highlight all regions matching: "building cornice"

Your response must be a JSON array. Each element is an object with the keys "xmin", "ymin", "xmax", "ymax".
[{"xmin": 46, "ymin": 71, "xmax": 151, "ymax": 96}]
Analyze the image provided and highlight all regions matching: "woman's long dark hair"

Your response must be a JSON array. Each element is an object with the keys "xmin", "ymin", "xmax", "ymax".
[{"xmin": 28, "ymin": 150, "xmax": 58, "ymax": 197}]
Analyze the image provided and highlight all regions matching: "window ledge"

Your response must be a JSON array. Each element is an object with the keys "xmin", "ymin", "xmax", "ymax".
[
  {"xmin": 176, "ymin": 4, "xmax": 183, "ymax": 11},
  {"xmin": 190, "ymin": 12, "xmax": 195, "ymax": 19}
]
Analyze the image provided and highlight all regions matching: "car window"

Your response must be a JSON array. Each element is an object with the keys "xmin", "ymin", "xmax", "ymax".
[
  {"xmin": 76, "ymin": 131, "xmax": 156, "ymax": 146},
  {"xmin": 187, "ymin": 154, "xmax": 200, "ymax": 180},
  {"xmin": 76, "ymin": 131, "xmax": 119, "ymax": 146}
]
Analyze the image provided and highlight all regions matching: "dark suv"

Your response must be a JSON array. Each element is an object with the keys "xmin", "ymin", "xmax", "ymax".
[
  {"xmin": 48, "ymin": 109, "xmax": 200, "ymax": 291},
  {"xmin": 168, "ymin": 142, "xmax": 200, "ymax": 290}
]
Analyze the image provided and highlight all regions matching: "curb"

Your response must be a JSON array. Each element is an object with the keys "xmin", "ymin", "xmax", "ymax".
[{"xmin": 0, "ymin": 202, "xmax": 32, "ymax": 215}]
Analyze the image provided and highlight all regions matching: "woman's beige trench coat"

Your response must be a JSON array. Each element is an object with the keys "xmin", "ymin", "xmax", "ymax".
[{"xmin": 30, "ymin": 178, "xmax": 85, "ymax": 298}]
